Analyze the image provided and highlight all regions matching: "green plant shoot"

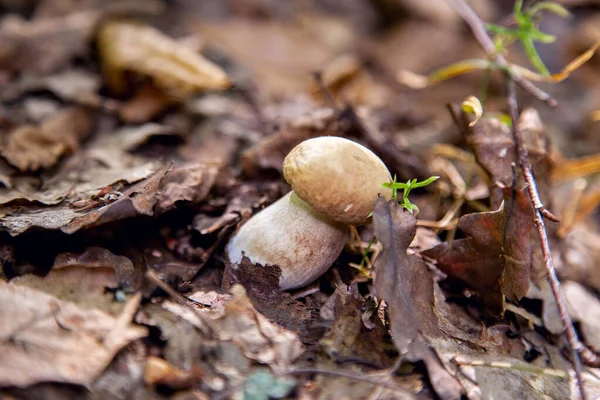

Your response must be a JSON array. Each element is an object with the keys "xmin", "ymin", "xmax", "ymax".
[
  {"xmin": 382, "ymin": 175, "xmax": 439, "ymax": 214},
  {"xmin": 486, "ymin": 0, "xmax": 570, "ymax": 76}
]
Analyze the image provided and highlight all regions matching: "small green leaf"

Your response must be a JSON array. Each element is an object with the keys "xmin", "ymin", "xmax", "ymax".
[
  {"xmin": 486, "ymin": 24, "xmax": 518, "ymax": 38},
  {"xmin": 411, "ymin": 176, "xmax": 440, "ymax": 189},
  {"xmin": 521, "ymin": 35, "xmax": 550, "ymax": 75},
  {"xmin": 527, "ymin": 1, "xmax": 570, "ymax": 18},
  {"xmin": 528, "ymin": 28, "xmax": 556, "ymax": 44}
]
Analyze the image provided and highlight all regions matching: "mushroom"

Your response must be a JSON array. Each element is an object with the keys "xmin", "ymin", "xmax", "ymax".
[{"xmin": 226, "ymin": 136, "xmax": 393, "ymax": 289}]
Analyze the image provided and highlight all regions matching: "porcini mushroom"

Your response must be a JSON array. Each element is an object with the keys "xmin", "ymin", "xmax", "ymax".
[{"xmin": 226, "ymin": 136, "xmax": 393, "ymax": 289}]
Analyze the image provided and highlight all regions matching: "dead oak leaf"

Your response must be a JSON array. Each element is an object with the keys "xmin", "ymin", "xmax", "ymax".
[
  {"xmin": 0, "ymin": 107, "xmax": 92, "ymax": 172},
  {"xmin": 423, "ymin": 187, "xmax": 534, "ymax": 313},
  {"xmin": 373, "ymin": 198, "xmax": 464, "ymax": 400},
  {"xmin": 0, "ymin": 281, "xmax": 147, "ymax": 388}
]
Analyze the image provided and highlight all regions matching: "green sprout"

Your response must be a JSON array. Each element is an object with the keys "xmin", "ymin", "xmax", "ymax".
[
  {"xmin": 486, "ymin": 0, "xmax": 570, "ymax": 76},
  {"xmin": 382, "ymin": 175, "xmax": 440, "ymax": 214},
  {"xmin": 358, "ymin": 236, "xmax": 377, "ymax": 270}
]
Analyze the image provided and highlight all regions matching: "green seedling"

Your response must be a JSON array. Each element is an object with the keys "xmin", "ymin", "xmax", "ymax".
[
  {"xmin": 486, "ymin": 0, "xmax": 570, "ymax": 76},
  {"xmin": 382, "ymin": 175, "xmax": 440, "ymax": 214},
  {"xmin": 395, "ymin": 1, "xmax": 598, "ymax": 92}
]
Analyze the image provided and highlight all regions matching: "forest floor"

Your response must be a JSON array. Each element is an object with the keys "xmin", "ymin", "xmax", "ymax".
[{"xmin": 1, "ymin": 1, "xmax": 600, "ymax": 399}]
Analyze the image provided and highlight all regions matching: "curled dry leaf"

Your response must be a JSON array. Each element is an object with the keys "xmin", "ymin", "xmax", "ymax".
[
  {"xmin": 0, "ymin": 164, "xmax": 170, "ymax": 236},
  {"xmin": 0, "ymin": 281, "xmax": 147, "ymax": 388},
  {"xmin": 162, "ymin": 284, "xmax": 304, "ymax": 373},
  {"xmin": 373, "ymin": 198, "xmax": 464, "ymax": 400},
  {"xmin": 0, "ymin": 107, "xmax": 92, "ymax": 172},
  {"xmin": 97, "ymin": 20, "xmax": 230, "ymax": 98},
  {"xmin": 423, "ymin": 187, "xmax": 534, "ymax": 314}
]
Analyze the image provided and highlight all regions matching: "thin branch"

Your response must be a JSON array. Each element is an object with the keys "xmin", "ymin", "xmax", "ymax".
[
  {"xmin": 447, "ymin": 0, "xmax": 557, "ymax": 107},
  {"xmin": 506, "ymin": 78, "xmax": 587, "ymax": 400},
  {"xmin": 145, "ymin": 268, "xmax": 214, "ymax": 336}
]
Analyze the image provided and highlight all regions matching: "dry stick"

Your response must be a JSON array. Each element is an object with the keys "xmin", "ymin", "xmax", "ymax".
[
  {"xmin": 447, "ymin": 0, "xmax": 557, "ymax": 108},
  {"xmin": 506, "ymin": 79, "xmax": 586, "ymax": 400},
  {"xmin": 145, "ymin": 269, "xmax": 214, "ymax": 336}
]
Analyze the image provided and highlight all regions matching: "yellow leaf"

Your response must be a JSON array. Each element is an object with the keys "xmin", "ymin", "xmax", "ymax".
[
  {"xmin": 98, "ymin": 20, "xmax": 230, "ymax": 98},
  {"xmin": 461, "ymin": 95, "xmax": 483, "ymax": 126}
]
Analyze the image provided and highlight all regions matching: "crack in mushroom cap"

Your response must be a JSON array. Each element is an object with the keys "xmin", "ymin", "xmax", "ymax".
[{"xmin": 283, "ymin": 136, "xmax": 393, "ymax": 225}]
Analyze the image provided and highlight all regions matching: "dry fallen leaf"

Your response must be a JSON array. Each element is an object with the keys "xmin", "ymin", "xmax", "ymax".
[
  {"xmin": 162, "ymin": 284, "xmax": 304, "ymax": 373},
  {"xmin": 460, "ymin": 107, "xmax": 549, "ymax": 192},
  {"xmin": 373, "ymin": 198, "xmax": 464, "ymax": 400},
  {"xmin": 0, "ymin": 165, "xmax": 170, "ymax": 235},
  {"xmin": 424, "ymin": 187, "xmax": 534, "ymax": 314},
  {"xmin": 10, "ymin": 247, "xmax": 137, "ymax": 314},
  {"xmin": 0, "ymin": 107, "xmax": 92, "ymax": 172},
  {"xmin": 0, "ymin": 281, "xmax": 146, "ymax": 388},
  {"xmin": 98, "ymin": 20, "xmax": 230, "ymax": 98},
  {"xmin": 144, "ymin": 356, "xmax": 203, "ymax": 389}
]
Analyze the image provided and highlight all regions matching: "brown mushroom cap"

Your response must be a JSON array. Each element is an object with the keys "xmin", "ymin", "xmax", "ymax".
[{"xmin": 283, "ymin": 136, "xmax": 393, "ymax": 225}]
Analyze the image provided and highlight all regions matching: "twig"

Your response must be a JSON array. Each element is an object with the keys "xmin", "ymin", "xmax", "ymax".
[
  {"xmin": 447, "ymin": 0, "xmax": 557, "ymax": 107},
  {"xmin": 506, "ymin": 78, "xmax": 587, "ymax": 400},
  {"xmin": 145, "ymin": 268, "xmax": 214, "ymax": 336}
]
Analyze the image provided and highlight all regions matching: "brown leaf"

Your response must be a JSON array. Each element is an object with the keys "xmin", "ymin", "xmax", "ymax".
[
  {"xmin": 155, "ymin": 162, "xmax": 221, "ymax": 214},
  {"xmin": 97, "ymin": 20, "xmax": 230, "ymax": 98},
  {"xmin": 320, "ymin": 284, "xmax": 393, "ymax": 368},
  {"xmin": 10, "ymin": 247, "xmax": 138, "ymax": 314},
  {"xmin": 373, "ymin": 198, "xmax": 464, "ymax": 400},
  {"xmin": 423, "ymin": 187, "xmax": 534, "ymax": 312},
  {"xmin": 0, "ymin": 107, "xmax": 92, "ymax": 172},
  {"xmin": 461, "ymin": 107, "xmax": 550, "ymax": 197},
  {"xmin": 0, "ymin": 164, "xmax": 170, "ymax": 235},
  {"xmin": 0, "ymin": 281, "xmax": 146, "ymax": 387},
  {"xmin": 144, "ymin": 356, "xmax": 203, "ymax": 389},
  {"xmin": 0, "ymin": 13, "xmax": 96, "ymax": 75},
  {"xmin": 53, "ymin": 247, "xmax": 139, "ymax": 290},
  {"xmin": 374, "ymin": 199, "xmax": 440, "ymax": 348},
  {"xmin": 162, "ymin": 284, "xmax": 304, "ymax": 373},
  {"xmin": 62, "ymin": 164, "xmax": 172, "ymax": 234}
]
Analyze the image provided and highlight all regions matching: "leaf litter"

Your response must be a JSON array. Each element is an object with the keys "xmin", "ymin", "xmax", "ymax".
[{"xmin": 2, "ymin": 1, "xmax": 600, "ymax": 399}]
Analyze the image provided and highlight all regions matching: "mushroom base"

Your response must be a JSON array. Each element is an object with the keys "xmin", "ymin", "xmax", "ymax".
[{"xmin": 226, "ymin": 191, "xmax": 348, "ymax": 290}]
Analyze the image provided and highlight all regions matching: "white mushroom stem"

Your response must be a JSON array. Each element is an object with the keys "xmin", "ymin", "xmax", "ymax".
[{"xmin": 226, "ymin": 191, "xmax": 347, "ymax": 290}]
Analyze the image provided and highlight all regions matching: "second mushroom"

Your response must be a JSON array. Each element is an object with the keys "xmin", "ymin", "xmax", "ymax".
[{"xmin": 226, "ymin": 136, "xmax": 393, "ymax": 290}]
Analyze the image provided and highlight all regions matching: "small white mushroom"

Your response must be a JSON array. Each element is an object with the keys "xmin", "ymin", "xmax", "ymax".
[{"xmin": 226, "ymin": 136, "xmax": 393, "ymax": 289}]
